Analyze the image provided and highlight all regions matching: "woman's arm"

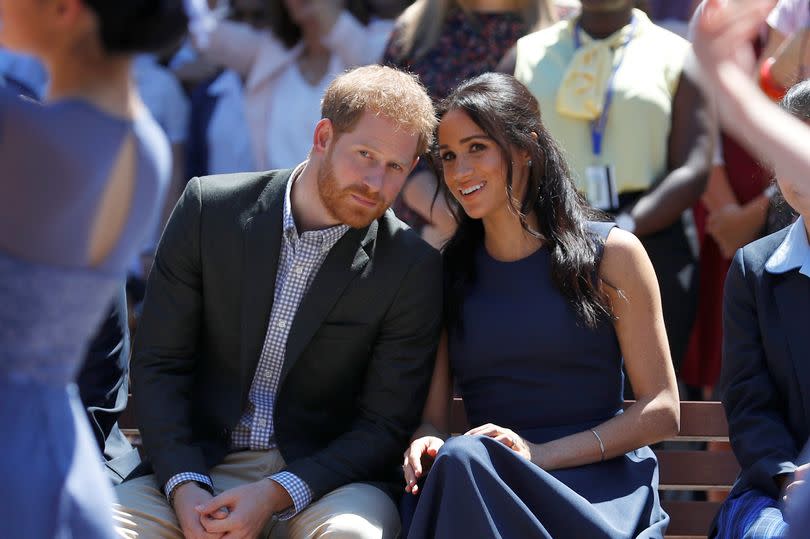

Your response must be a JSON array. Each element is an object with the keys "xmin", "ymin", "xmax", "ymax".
[
  {"xmin": 629, "ymin": 69, "xmax": 713, "ymax": 236},
  {"xmin": 526, "ymin": 229, "xmax": 680, "ymax": 470},
  {"xmin": 402, "ymin": 331, "xmax": 452, "ymax": 493},
  {"xmin": 191, "ymin": 15, "xmax": 285, "ymax": 80}
]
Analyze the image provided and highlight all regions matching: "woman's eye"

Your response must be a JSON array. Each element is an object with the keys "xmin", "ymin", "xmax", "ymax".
[
  {"xmin": 440, "ymin": 152, "xmax": 454, "ymax": 161},
  {"xmin": 470, "ymin": 143, "xmax": 486, "ymax": 152}
]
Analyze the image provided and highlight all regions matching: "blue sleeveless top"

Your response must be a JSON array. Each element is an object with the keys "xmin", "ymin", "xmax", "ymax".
[
  {"xmin": 0, "ymin": 88, "xmax": 170, "ymax": 385},
  {"xmin": 448, "ymin": 222, "xmax": 624, "ymax": 441}
]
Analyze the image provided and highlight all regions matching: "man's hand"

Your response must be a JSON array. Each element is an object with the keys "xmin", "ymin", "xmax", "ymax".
[
  {"xmin": 173, "ymin": 482, "xmax": 224, "ymax": 539},
  {"xmin": 196, "ymin": 479, "xmax": 292, "ymax": 539}
]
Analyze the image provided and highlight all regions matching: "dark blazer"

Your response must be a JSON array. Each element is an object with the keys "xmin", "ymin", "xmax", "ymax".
[
  {"xmin": 131, "ymin": 168, "xmax": 442, "ymax": 500},
  {"xmin": 720, "ymin": 226, "xmax": 810, "ymax": 500}
]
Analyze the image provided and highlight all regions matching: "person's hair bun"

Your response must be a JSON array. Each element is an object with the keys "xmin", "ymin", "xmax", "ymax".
[{"xmin": 83, "ymin": 0, "xmax": 189, "ymax": 54}]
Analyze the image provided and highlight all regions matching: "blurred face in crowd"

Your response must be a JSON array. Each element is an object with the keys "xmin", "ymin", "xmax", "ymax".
[
  {"xmin": 283, "ymin": 0, "xmax": 318, "ymax": 26},
  {"xmin": 438, "ymin": 108, "xmax": 531, "ymax": 221},
  {"xmin": 580, "ymin": 0, "xmax": 633, "ymax": 13},
  {"xmin": 231, "ymin": 0, "xmax": 271, "ymax": 28},
  {"xmin": 314, "ymin": 109, "xmax": 420, "ymax": 228}
]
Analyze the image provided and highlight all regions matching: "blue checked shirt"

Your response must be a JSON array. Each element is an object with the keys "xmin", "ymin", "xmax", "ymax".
[{"xmin": 165, "ymin": 166, "xmax": 349, "ymax": 518}]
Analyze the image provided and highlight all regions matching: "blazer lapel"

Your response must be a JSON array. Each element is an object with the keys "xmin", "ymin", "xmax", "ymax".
[
  {"xmin": 773, "ymin": 271, "xmax": 810, "ymax": 423},
  {"xmin": 280, "ymin": 220, "xmax": 378, "ymax": 384},
  {"xmin": 238, "ymin": 171, "xmax": 290, "ymax": 403}
]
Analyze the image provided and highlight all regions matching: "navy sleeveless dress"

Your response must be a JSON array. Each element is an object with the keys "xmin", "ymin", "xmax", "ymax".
[
  {"xmin": 408, "ymin": 223, "xmax": 669, "ymax": 538},
  {"xmin": 0, "ymin": 88, "xmax": 170, "ymax": 538}
]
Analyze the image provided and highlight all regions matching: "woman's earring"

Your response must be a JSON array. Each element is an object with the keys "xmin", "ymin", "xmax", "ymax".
[{"xmin": 527, "ymin": 159, "xmax": 532, "ymax": 167}]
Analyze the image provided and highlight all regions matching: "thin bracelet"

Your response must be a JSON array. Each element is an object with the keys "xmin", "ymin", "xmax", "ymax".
[{"xmin": 591, "ymin": 429, "xmax": 606, "ymax": 462}]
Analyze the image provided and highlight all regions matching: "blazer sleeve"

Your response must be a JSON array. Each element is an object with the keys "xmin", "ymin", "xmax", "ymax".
[
  {"xmin": 283, "ymin": 246, "xmax": 443, "ymax": 499},
  {"xmin": 720, "ymin": 248, "xmax": 798, "ymax": 498},
  {"xmin": 131, "ymin": 177, "xmax": 208, "ymax": 488}
]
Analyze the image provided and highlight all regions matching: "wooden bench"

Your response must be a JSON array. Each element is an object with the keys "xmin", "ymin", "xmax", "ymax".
[
  {"xmin": 120, "ymin": 398, "xmax": 738, "ymax": 539},
  {"xmin": 448, "ymin": 398, "xmax": 738, "ymax": 539}
]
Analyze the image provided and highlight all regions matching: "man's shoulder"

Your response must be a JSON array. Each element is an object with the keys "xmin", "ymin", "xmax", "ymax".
[
  {"xmin": 739, "ymin": 226, "xmax": 792, "ymax": 275},
  {"xmin": 194, "ymin": 169, "xmax": 287, "ymax": 199},
  {"xmin": 190, "ymin": 169, "xmax": 292, "ymax": 209}
]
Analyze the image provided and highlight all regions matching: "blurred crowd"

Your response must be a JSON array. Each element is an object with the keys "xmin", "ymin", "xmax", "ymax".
[
  {"xmin": 2, "ymin": 0, "xmax": 793, "ymax": 399},
  {"xmin": 4, "ymin": 0, "xmax": 810, "ymax": 536}
]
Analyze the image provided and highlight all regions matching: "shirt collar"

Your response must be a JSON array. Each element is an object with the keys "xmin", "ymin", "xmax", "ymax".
[
  {"xmin": 765, "ymin": 216, "xmax": 810, "ymax": 278},
  {"xmin": 282, "ymin": 163, "xmax": 349, "ymax": 252}
]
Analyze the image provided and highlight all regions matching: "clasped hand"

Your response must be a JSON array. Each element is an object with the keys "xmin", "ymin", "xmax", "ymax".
[
  {"xmin": 173, "ymin": 479, "xmax": 289, "ymax": 539},
  {"xmin": 402, "ymin": 424, "xmax": 532, "ymax": 495}
]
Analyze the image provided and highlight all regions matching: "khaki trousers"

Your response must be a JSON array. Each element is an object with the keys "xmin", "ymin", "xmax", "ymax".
[{"xmin": 113, "ymin": 450, "xmax": 400, "ymax": 539}]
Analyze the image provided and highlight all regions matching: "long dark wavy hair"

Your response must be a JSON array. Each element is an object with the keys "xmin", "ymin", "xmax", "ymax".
[{"xmin": 436, "ymin": 73, "xmax": 613, "ymax": 331}]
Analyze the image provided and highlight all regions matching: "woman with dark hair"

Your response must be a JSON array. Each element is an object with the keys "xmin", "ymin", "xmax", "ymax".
[
  {"xmin": 402, "ymin": 73, "xmax": 679, "ymax": 538},
  {"xmin": 0, "ymin": 1, "xmax": 187, "ymax": 537}
]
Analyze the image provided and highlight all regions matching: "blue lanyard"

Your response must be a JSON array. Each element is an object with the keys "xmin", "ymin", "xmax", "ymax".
[{"xmin": 573, "ymin": 15, "xmax": 637, "ymax": 157}]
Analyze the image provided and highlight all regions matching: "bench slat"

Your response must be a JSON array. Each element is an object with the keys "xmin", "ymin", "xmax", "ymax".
[
  {"xmin": 658, "ymin": 450, "xmax": 739, "ymax": 489},
  {"xmin": 661, "ymin": 500, "xmax": 721, "ymax": 538}
]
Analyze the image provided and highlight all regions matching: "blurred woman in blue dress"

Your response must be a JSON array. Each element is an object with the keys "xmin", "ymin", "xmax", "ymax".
[{"xmin": 0, "ymin": 1, "xmax": 187, "ymax": 537}]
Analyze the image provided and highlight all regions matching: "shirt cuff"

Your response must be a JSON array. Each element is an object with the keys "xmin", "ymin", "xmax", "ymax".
[
  {"xmin": 269, "ymin": 471, "xmax": 313, "ymax": 520},
  {"xmin": 164, "ymin": 472, "xmax": 214, "ymax": 502}
]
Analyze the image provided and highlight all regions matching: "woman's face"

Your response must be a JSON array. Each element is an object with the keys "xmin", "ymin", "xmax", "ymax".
[
  {"xmin": 580, "ymin": 0, "xmax": 633, "ymax": 13},
  {"xmin": 438, "ymin": 108, "xmax": 530, "ymax": 221}
]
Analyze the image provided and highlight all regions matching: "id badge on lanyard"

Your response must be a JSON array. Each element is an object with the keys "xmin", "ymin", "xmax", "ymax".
[{"xmin": 576, "ymin": 15, "xmax": 637, "ymax": 211}]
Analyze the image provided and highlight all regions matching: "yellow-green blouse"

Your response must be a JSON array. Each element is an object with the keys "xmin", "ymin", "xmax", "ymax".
[{"xmin": 514, "ymin": 9, "xmax": 689, "ymax": 193}]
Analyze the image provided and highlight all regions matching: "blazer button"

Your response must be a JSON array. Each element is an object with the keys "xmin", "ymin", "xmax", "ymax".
[{"xmin": 221, "ymin": 428, "xmax": 230, "ymax": 439}]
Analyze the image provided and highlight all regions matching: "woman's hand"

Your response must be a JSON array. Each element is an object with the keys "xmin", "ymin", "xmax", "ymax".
[
  {"xmin": 403, "ymin": 436, "xmax": 445, "ymax": 494},
  {"xmin": 465, "ymin": 424, "xmax": 533, "ymax": 461},
  {"xmin": 783, "ymin": 463, "xmax": 810, "ymax": 505}
]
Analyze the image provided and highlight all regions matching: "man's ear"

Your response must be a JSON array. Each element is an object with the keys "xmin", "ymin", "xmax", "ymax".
[
  {"xmin": 408, "ymin": 155, "xmax": 420, "ymax": 175},
  {"xmin": 312, "ymin": 118, "xmax": 334, "ymax": 155}
]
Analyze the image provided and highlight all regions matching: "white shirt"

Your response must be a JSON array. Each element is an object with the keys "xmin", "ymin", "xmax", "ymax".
[
  {"xmin": 194, "ymin": 13, "xmax": 394, "ymax": 170},
  {"xmin": 206, "ymin": 70, "xmax": 256, "ymax": 174},
  {"xmin": 765, "ymin": 216, "xmax": 810, "ymax": 278},
  {"xmin": 266, "ymin": 56, "xmax": 341, "ymax": 170}
]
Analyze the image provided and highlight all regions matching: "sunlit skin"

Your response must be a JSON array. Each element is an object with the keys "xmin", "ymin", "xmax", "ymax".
[
  {"xmin": 438, "ymin": 108, "xmax": 531, "ymax": 227},
  {"xmin": 291, "ymin": 109, "xmax": 421, "ymax": 232}
]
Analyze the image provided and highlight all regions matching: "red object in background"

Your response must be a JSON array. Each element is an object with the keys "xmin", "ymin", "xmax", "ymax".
[
  {"xmin": 759, "ymin": 57, "xmax": 788, "ymax": 101},
  {"xmin": 681, "ymin": 132, "xmax": 772, "ymax": 389}
]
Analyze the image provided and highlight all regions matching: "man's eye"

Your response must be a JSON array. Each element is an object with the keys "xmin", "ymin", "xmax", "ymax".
[{"xmin": 359, "ymin": 150, "xmax": 370, "ymax": 158}]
